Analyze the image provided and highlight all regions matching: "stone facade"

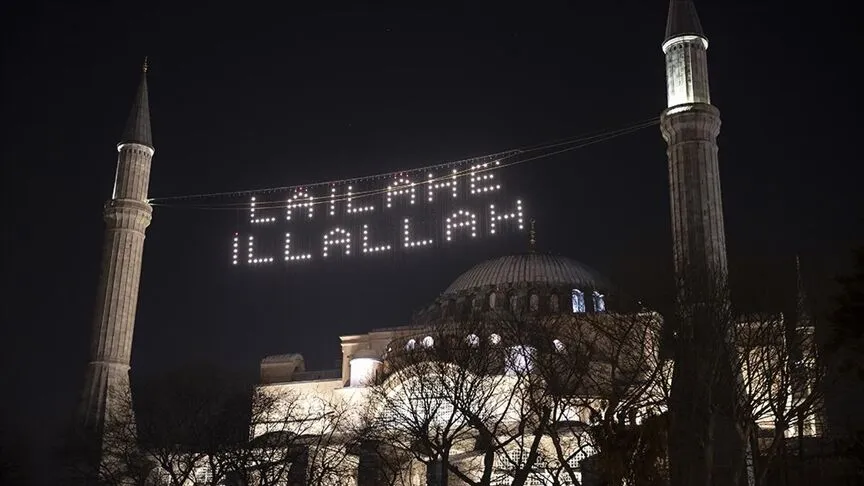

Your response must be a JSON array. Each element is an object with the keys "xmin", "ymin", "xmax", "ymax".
[{"xmin": 661, "ymin": 103, "xmax": 726, "ymax": 293}]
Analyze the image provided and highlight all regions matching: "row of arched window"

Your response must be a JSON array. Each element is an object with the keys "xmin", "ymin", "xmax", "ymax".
[
  {"xmin": 480, "ymin": 289, "xmax": 606, "ymax": 314},
  {"xmin": 404, "ymin": 333, "xmax": 568, "ymax": 353}
]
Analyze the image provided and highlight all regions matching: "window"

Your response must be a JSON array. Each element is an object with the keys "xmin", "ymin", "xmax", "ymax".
[
  {"xmin": 506, "ymin": 345, "xmax": 536, "ymax": 375},
  {"xmin": 466, "ymin": 334, "xmax": 480, "ymax": 347},
  {"xmin": 560, "ymin": 471, "xmax": 583, "ymax": 486},
  {"xmin": 472, "ymin": 295, "xmax": 483, "ymax": 309},
  {"xmin": 350, "ymin": 358, "xmax": 379, "ymax": 387},
  {"xmin": 553, "ymin": 339, "xmax": 566, "ymax": 353},
  {"xmin": 550, "ymin": 294, "xmax": 559, "ymax": 312},
  {"xmin": 406, "ymin": 339, "xmax": 416, "ymax": 351},
  {"xmin": 525, "ymin": 476, "xmax": 544, "ymax": 486},
  {"xmin": 593, "ymin": 291, "xmax": 606, "ymax": 312},
  {"xmin": 422, "ymin": 336, "xmax": 434, "ymax": 348},
  {"xmin": 529, "ymin": 294, "xmax": 539, "ymax": 311},
  {"xmin": 410, "ymin": 396, "xmax": 454, "ymax": 427},
  {"xmin": 194, "ymin": 466, "xmax": 213, "ymax": 484},
  {"xmin": 571, "ymin": 289, "xmax": 585, "ymax": 313},
  {"xmin": 489, "ymin": 333, "xmax": 501, "ymax": 345},
  {"xmin": 489, "ymin": 293, "xmax": 497, "ymax": 309},
  {"xmin": 510, "ymin": 294, "xmax": 519, "ymax": 311}
]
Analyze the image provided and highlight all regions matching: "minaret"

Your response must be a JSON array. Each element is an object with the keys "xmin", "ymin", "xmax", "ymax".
[
  {"xmin": 660, "ymin": 0, "xmax": 728, "ymax": 298},
  {"xmin": 660, "ymin": 3, "xmax": 741, "ymax": 485},
  {"xmin": 79, "ymin": 61, "xmax": 154, "ymax": 439}
]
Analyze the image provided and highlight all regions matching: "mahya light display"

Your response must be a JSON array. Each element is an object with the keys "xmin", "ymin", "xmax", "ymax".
[
  {"xmin": 286, "ymin": 190, "xmax": 313, "ymax": 220},
  {"xmin": 232, "ymin": 158, "xmax": 527, "ymax": 265}
]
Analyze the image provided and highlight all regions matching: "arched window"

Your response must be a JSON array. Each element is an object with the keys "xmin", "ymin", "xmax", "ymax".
[
  {"xmin": 571, "ymin": 289, "xmax": 586, "ymax": 313},
  {"xmin": 406, "ymin": 339, "xmax": 416, "ymax": 351},
  {"xmin": 553, "ymin": 339, "xmax": 566, "ymax": 353},
  {"xmin": 422, "ymin": 336, "xmax": 434, "ymax": 348},
  {"xmin": 489, "ymin": 293, "xmax": 497, "ymax": 309},
  {"xmin": 510, "ymin": 294, "xmax": 519, "ymax": 311},
  {"xmin": 489, "ymin": 333, "xmax": 501, "ymax": 345},
  {"xmin": 550, "ymin": 294, "xmax": 559, "ymax": 312},
  {"xmin": 472, "ymin": 295, "xmax": 483, "ymax": 309},
  {"xmin": 506, "ymin": 345, "xmax": 536, "ymax": 375},
  {"xmin": 593, "ymin": 291, "xmax": 606, "ymax": 312},
  {"xmin": 529, "ymin": 294, "xmax": 540, "ymax": 312},
  {"xmin": 466, "ymin": 334, "xmax": 480, "ymax": 347}
]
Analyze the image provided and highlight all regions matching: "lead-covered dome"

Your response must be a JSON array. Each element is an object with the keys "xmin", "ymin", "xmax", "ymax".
[{"xmin": 444, "ymin": 253, "xmax": 610, "ymax": 295}]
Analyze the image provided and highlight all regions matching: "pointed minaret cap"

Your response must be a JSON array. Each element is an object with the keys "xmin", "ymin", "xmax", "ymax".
[
  {"xmin": 119, "ymin": 58, "xmax": 153, "ymax": 148},
  {"xmin": 664, "ymin": 0, "xmax": 705, "ymax": 42}
]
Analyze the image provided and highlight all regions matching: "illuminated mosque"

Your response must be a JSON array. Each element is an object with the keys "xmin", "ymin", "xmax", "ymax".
[
  {"xmin": 78, "ymin": 1, "xmax": 822, "ymax": 485},
  {"xmin": 256, "ymin": 251, "xmax": 657, "ymax": 485}
]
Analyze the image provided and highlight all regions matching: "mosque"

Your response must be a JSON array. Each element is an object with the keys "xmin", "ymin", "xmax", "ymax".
[
  {"xmin": 255, "ymin": 251, "xmax": 665, "ymax": 484},
  {"xmin": 77, "ymin": 0, "xmax": 822, "ymax": 485}
]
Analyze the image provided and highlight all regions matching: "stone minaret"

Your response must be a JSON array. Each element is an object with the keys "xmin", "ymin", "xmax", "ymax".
[
  {"xmin": 660, "ymin": 0, "xmax": 728, "ymax": 298},
  {"xmin": 660, "ymin": 3, "xmax": 742, "ymax": 485},
  {"xmin": 79, "ymin": 62, "xmax": 154, "ymax": 439}
]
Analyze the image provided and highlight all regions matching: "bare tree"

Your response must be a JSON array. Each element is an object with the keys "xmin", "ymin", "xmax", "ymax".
[
  {"xmin": 362, "ymin": 307, "xmax": 672, "ymax": 486},
  {"xmin": 483, "ymin": 308, "xmax": 671, "ymax": 486},
  {"xmin": 665, "ymin": 266, "xmax": 748, "ymax": 486},
  {"xmin": 193, "ymin": 386, "xmax": 357, "ymax": 486},
  {"xmin": 732, "ymin": 312, "xmax": 822, "ymax": 486},
  {"xmin": 300, "ymin": 397, "xmax": 357, "ymax": 486},
  {"xmin": 366, "ymin": 317, "xmax": 539, "ymax": 486},
  {"xmin": 66, "ymin": 368, "xmax": 358, "ymax": 486},
  {"xmin": 665, "ymin": 264, "xmax": 826, "ymax": 486}
]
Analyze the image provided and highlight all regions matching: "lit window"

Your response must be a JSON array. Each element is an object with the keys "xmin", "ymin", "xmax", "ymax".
[
  {"xmin": 489, "ymin": 293, "xmax": 497, "ymax": 309},
  {"xmin": 489, "ymin": 334, "xmax": 501, "ymax": 345},
  {"xmin": 529, "ymin": 294, "xmax": 539, "ymax": 311},
  {"xmin": 593, "ymin": 291, "xmax": 606, "ymax": 312},
  {"xmin": 553, "ymin": 339, "xmax": 565, "ymax": 353},
  {"xmin": 571, "ymin": 289, "xmax": 585, "ymax": 313},
  {"xmin": 422, "ymin": 336, "xmax": 434, "ymax": 348},
  {"xmin": 466, "ymin": 334, "xmax": 480, "ymax": 347},
  {"xmin": 194, "ymin": 466, "xmax": 212, "ymax": 483},
  {"xmin": 406, "ymin": 339, "xmax": 416, "ymax": 351},
  {"xmin": 506, "ymin": 345, "xmax": 535, "ymax": 375},
  {"xmin": 350, "ymin": 357, "xmax": 379, "ymax": 387}
]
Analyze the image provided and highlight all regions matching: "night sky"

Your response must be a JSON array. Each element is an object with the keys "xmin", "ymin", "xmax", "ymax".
[{"xmin": 1, "ymin": 0, "xmax": 861, "ymax": 461}]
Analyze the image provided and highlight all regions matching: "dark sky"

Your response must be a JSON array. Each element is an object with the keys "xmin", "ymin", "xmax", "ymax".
[{"xmin": 1, "ymin": 0, "xmax": 861, "ymax": 456}]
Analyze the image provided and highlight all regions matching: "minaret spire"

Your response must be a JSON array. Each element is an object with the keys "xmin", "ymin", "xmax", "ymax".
[
  {"xmin": 120, "ymin": 62, "xmax": 152, "ymax": 148},
  {"xmin": 665, "ymin": 0, "xmax": 705, "ymax": 42},
  {"xmin": 529, "ymin": 218, "xmax": 536, "ymax": 253},
  {"xmin": 79, "ymin": 64, "xmax": 156, "ymax": 454}
]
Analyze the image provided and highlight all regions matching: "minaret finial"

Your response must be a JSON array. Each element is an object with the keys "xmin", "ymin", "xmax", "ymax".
[
  {"xmin": 142, "ymin": 56, "xmax": 149, "ymax": 74},
  {"xmin": 529, "ymin": 218, "xmax": 536, "ymax": 253}
]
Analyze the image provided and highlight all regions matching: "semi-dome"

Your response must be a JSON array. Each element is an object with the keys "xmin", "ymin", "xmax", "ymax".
[{"xmin": 443, "ymin": 253, "xmax": 610, "ymax": 295}]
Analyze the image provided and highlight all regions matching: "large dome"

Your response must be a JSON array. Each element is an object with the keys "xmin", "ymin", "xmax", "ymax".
[{"xmin": 444, "ymin": 253, "xmax": 610, "ymax": 295}]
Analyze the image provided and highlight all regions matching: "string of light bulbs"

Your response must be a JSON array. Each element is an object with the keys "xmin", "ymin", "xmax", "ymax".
[{"xmin": 148, "ymin": 116, "xmax": 659, "ymax": 210}]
